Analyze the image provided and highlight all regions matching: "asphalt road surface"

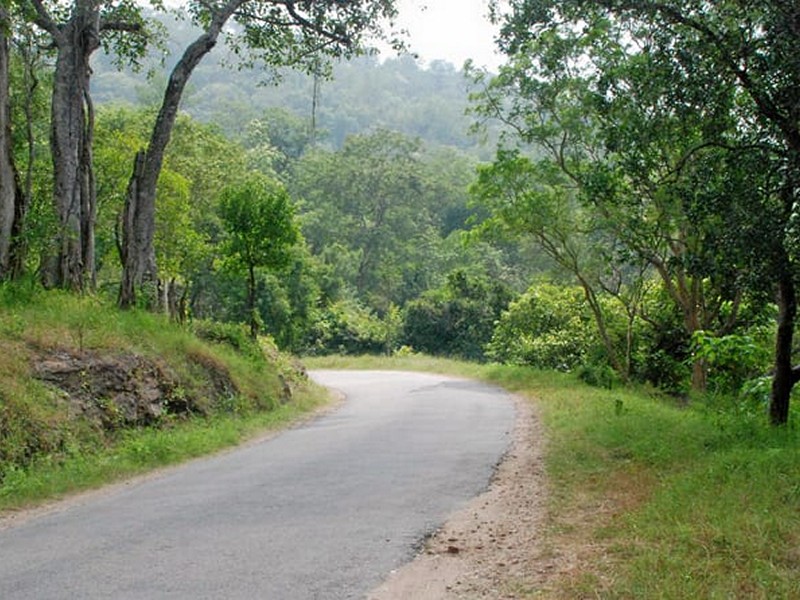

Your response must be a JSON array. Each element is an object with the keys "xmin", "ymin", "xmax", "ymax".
[{"xmin": 0, "ymin": 370, "xmax": 515, "ymax": 599}]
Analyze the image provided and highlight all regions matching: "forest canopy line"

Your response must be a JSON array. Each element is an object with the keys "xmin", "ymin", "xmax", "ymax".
[{"xmin": 0, "ymin": 0, "xmax": 798, "ymax": 427}]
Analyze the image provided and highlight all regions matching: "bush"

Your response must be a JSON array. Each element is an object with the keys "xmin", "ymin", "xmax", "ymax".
[
  {"xmin": 192, "ymin": 320, "xmax": 264, "ymax": 362},
  {"xmin": 486, "ymin": 283, "xmax": 597, "ymax": 370},
  {"xmin": 302, "ymin": 299, "xmax": 398, "ymax": 355},
  {"xmin": 401, "ymin": 270, "xmax": 514, "ymax": 361},
  {"xmin": 692, "ymin": 330, "xmax": 772, "ymax": 396}
]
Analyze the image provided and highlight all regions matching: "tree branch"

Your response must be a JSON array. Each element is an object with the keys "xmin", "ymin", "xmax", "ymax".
[
  {"xmin": 27, "ymin": 0, "xmax": 63, "ymax": 44},
  {"xmin": 283, "ymin": 0, "xmax": 351, "ymax": 47}
]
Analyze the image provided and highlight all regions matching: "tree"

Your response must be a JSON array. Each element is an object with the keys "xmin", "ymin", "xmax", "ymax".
[
  {"xmin": 293, "ymin": 129, "xmax": 440, "ymax": 310},
  {"xmin": 6, "ymin": 14, "xmax": 50, "ymax": 279},
  {"xmin": 118, "ymin": 0, "xmax": 401, "ymax": 309},
  {"xmin": 93, "ymin": 106, "xmax": 248, "ymax": 315},
  {"xmin": 24, "ymin": 0, "xmax": 150, "ymax": 290},
  {"xmin": 402, "ymin": 269, "xmax": 514, "ymax": 361},
  {"xmin": 471, "ymin": 151, "xmax": 632, "ymax": 378},
  {"xmin": 218, "ymin": 175, "xmax": 299, "ymax": 339},
  {"xmin": 548, "ymin": 0, "xmax": 800, "ymax": 423},
  {"xmin": 0, "ymin": 4, "xmax": 21, "ymax": 280},
  {"xmin": 480, "ymin": 1, "xmax": 795, "ymax": 416}
]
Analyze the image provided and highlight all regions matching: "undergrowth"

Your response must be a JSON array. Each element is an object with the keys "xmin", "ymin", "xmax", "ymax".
[{"xmin": 0, "ymin": 286, "xmax": 326, "ymax": 510}]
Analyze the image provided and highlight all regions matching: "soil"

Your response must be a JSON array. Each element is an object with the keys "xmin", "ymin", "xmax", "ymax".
[{"xmin": 369, "ymin": 396, "xmax": 558, "ymax": 599}]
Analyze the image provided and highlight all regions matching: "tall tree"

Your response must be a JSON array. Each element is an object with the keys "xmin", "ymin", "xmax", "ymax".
[
  {"xmin": 293, "ymin": 129, "xmax": 436, "ymax": 310},
  {"xmin": 486, "ymin": 0, "xmax": 800, "ymax": 420},
  {"xmin": 218, "ymin": 175, "xmax": 299, "ymax": 339},
  {"xmin": 118, "ymin": 0, "xmax": 401, "ymax": 309},
  {"xmin": 25, "ymin": 0, "xmax": 148, "ymax": 290},
  {"xmin": 0, "ymin": 4, "xmax": 21, "ymax": 280}
]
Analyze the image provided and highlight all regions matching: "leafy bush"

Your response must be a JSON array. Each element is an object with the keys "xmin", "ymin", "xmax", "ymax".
[
  {"xmin": 302, "ymin": 299, "xmax": 398, "ymax": 355},
  {"xmin": 631, "ymin": 292, "xmax": 691, "ymax": 395},
  {"xmin": 691, "ymin": 330, "xmax": 772, "ymax": 396},
  {"xmin": 401, "ymin": 270, "xmax": 514, "ymax": 361},
  {"xmin": 192, "ymin": 319, "xmax": 265, "ymax": 362},
  {"xmin": 486, "ymin": 283, "xmax": 596, "ymax": 370}
]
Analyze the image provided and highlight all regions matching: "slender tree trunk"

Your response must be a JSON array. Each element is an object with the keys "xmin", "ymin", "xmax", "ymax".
[
  {"xmin": 577, "ymin": 275, "xmax": 627, "ymax": 380},
  {"xmin": 81, "ymin": 87, "xmax": 97, "ymax": 289},
  {"xmin": 771, "ymin": 266, "xmax": 795, "ymax": 425},
  {"xmin": 769, "ymin": 169, "xmax": 800, "ymax": 426},
  {"xmin": 0, "ymin": 12, "xmax": 21, "ymax": 279},
  {"xmin": 119, "ymin": 0, "xmax": 244, "ymax": 308},
  {"xmin": 8, "ymin": 34, "xmax": 39, "ymax": 279},
  {"xmin": 248, "ymin": 263, "xmax": 258, "ymax": 339}
]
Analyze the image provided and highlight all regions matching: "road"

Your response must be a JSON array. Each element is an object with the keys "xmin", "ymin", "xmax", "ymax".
[{"xmin": 0, "ymin": 370, "xmax": 515, "ymax": 599}]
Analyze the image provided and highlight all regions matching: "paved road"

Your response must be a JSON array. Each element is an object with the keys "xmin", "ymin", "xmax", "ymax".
[{"xmin": 0, "ymin": 370, "xmax": 515, "ymax": 599}]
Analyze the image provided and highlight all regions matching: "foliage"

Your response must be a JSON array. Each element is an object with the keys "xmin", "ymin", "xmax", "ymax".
[
  {"xmin": 302, "ymin": 299, "xmax": 398, "ymax": 356},
  {"xmin": 217, "ymin": 174, "xmax": 300, "ymax": 338},
  {"xmin": 293, "ymin": 129, "xmax": 437, "ymax": 310},
  {"xmin": 402, "ymin": 269, "xmax": 514, "ymax": 361},
  {"xmin": 218, "ymin": 175, "xmax": 298, "ymax": 275},
  {"xmin": 191, "ymin": 319, "xmax": 264, "ymax": 362},
  {"xmin": 692, "ymin": 330, "xmax": 773, "ymax": 399},
  {"xmin": 487, "ymin": 282, "xmax": 595, "ymax": 370},
  {"xmin": 470, "ymin": 0, "xmax": 795, "ymax": 409}
]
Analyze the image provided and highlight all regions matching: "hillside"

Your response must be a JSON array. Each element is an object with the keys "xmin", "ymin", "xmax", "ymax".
[
  {"xmin": 0, "ymin": 286, "xmax": 321, "ymax": 509},
  {"xmin": 90, "ymin": 13, "xmax": 498, "ymax": 156}
]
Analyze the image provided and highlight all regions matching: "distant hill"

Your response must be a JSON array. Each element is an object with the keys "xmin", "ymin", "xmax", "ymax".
[{"xmin": 91, "ymin": 13, "xmax": 498, "ymax": 156}]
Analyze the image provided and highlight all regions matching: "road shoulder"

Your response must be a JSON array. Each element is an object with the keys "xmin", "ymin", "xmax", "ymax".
[{"xmin": 369, "ymin": 394, "xmax": 550, "ymax": 599}]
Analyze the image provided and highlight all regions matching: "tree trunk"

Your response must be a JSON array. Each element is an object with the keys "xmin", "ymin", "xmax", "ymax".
[
  {"xmin": 770, "ymin": 267, "xmax": 795, "ymax": 425},
  {"xmin": 248, "ymin": 263, "xmax": 258, "ymax": 339},
  {"xmin": 44, "ymin": 0, "xmax": 100, "ymax": 290},
  {"xmin": 8, "ymin": 34, "xmax": 40, "ymax": 279},
  {"xmin": 119, "ymin": 0, "xmax": 244, "ymax": 308},
  {"xmin": 0, "ymin": 13, "xmax": 21, "ymax": 279},
  {"xmin": 577, "ymin": 275, "xmax": 627, "ymax": 380}
]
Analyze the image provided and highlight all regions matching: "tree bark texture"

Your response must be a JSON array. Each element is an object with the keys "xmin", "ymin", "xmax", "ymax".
[
  {"xmin": 119, "ymin": 0, "xmax": 244, "ymax": 309},
  {"xmin": 0, "ymin": 13, "xmax": 21, "ymax": 279},
  {"xmin": 771, "ymin": 268, "xmax": 795, "ymax": 425},
  {"xmin": 40, "ymin": 0, "xmax": 100, "ymax": 290}
]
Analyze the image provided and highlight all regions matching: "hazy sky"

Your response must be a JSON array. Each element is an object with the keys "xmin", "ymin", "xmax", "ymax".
[{"xmin": 392, "ymin": 0, "xmax": 503, "ymax": 70}]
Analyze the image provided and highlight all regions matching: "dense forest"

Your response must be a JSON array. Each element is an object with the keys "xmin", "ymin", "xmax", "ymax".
[{"xmin": 1, "ymin": 0, "xmax": 799, "ymax": 428}]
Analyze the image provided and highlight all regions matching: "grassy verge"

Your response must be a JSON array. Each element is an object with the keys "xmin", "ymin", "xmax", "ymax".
[
  {"xmin": 0, "ymin": 387, "xmax": 327, "ymax": 512},
  {"xmin": 0, "ymin": 286, "xmax": 330, "ymax": 513},
  {"xmin": 304, "ymin": 355, "xmax": 800, "ymax": 598}
]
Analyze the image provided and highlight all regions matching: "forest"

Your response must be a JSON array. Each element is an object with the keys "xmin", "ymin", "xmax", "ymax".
[{"xmin": 1, "ymin": 0, "xmax": 799, "ymax": 429}]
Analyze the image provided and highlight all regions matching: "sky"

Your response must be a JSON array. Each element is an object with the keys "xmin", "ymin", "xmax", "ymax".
[{"xmin": 389, "ymin": 0, "xmax": 503, "ymax": 70}]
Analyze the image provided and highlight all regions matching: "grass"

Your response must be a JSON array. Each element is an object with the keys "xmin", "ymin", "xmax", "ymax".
[
  {"xmin": 304, "ymin": 354, "xmax": 800, "ymax": 598},
  {"xmin": 0, "ymin": 388, "xmax": 327, "ymax": 511},
  {"xmin": 0, "ymin": 286, "xmax": 329, "ymax": 512}
]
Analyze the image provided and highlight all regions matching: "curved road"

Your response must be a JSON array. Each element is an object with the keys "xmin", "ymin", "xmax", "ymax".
[{"xmin": 0, "ymin": 370, "xmax": 514, "ymax": 599}]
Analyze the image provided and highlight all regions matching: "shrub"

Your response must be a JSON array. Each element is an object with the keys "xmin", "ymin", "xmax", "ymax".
[
  {"xmin": 486, "ymin": 283, "xmax": 596, "ymax": 370},
  {"xmin": 402, "ymin": 270, "xmax": 514, "ymax": 361},
  {"xmin": 192, "ymin": 320, "xmax": 264, "ymax": 362},
  {"xmin": 302, "ymin": 299, "xmax": 397, "ymax": 355}
]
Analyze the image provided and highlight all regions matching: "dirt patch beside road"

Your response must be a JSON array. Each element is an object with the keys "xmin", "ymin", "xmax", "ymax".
[{"xmin": 369, "ymin": 396, "xmax": 559, "ymax": 599}]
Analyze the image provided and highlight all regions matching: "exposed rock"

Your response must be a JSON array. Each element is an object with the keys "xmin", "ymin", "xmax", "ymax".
[
  {"xmin": 33, "ymin": 350, "xmax": 190, "ymax": 430},
  {"xmin": 185, "ymin": 350, "xmax": 238, "ymax": 404}
]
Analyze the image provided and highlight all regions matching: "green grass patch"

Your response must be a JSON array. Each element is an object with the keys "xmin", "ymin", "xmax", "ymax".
[
  {"xmin": 0, "ymin": 287, "xmax": 329, "ymax": 511},
  {"xmin": 0, "ymin": 383, "xmax": 327, "ymax": 511},
  {"xmin": 303, "ymin": 355, "xmax": 800, "ymax": 598}
]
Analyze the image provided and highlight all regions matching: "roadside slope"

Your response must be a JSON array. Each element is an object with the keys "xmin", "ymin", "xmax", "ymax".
[{"xmin": 0, "ymin": 288, "xmax": 318, "ymax": 511}]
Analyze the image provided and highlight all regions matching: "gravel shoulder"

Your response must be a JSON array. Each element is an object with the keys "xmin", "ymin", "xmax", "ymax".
[{"xmin": 369, "ymin": 395, "xmax": 554, "ymax": 599}]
